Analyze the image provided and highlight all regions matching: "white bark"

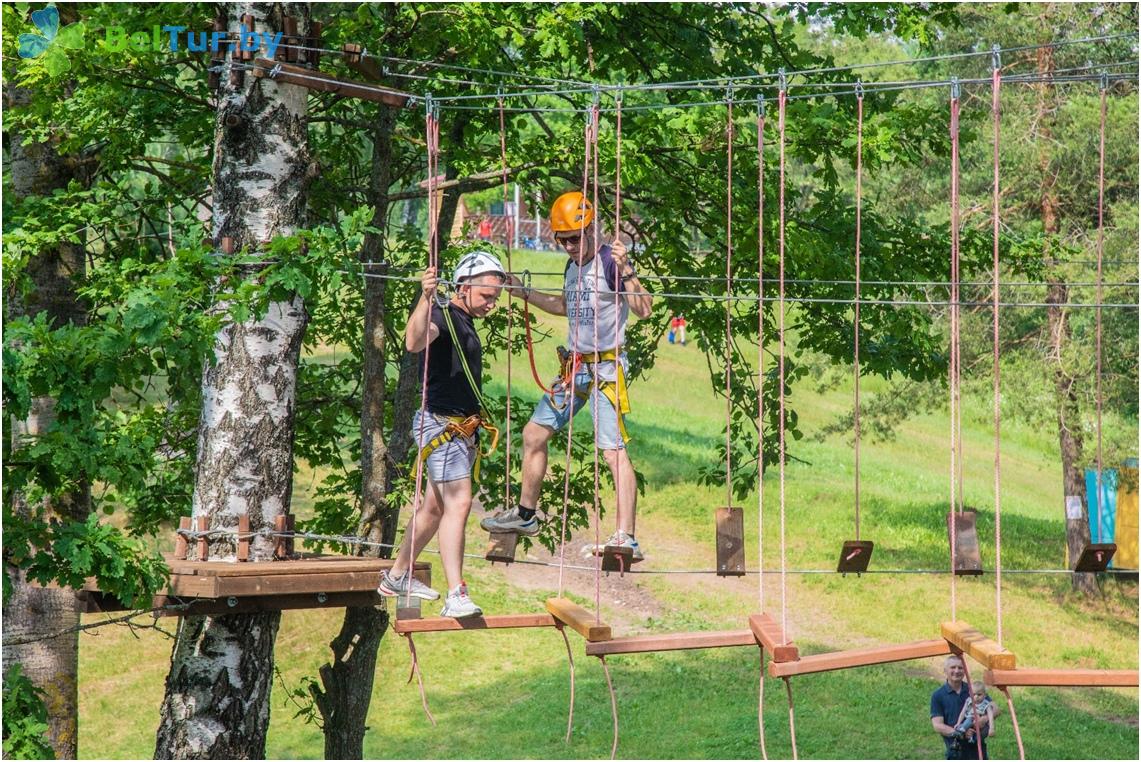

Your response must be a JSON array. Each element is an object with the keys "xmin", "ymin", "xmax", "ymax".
[{"xmin": 155, "ymin": 4, "xmax": 311, "ymax": 758}]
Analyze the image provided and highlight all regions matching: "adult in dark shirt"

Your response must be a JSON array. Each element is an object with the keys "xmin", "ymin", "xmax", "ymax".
[
  {"xmin": 378, "ymin": 252, "xmax": 505, "ymax": 618},
  {"xmin": 932, "ymin": 655, "xmax": 992, "ymax": 759}
]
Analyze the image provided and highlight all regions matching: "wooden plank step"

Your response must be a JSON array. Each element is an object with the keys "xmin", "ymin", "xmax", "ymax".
[
  {"xmin": 749, "ymin": 613, "xmax": 800, "ymax": 662},
  {"xmin": 392, "ymin": 614, "xmax": 556, "ymax": 634},
  {"xmin": 545, "ymin": 597, "xmax": 611, "ymax": 642},
  {"xmin": 985, "ymin": 668, "xmax": 1139, "ymax": 688},
  {"xmin": 585, "ymin": 630, "xmax": 755, "ymax": 657},
  {"xmin": 941, "ymin": 620, "xmax": 1016, "ymax": 670},
  {"xmin": 769, "ymin": 639, "xmax": 952, "ymax": 678}
]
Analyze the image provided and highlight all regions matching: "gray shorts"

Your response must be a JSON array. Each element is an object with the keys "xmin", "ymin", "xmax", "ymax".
[
  {"xmin": 529, "ymin": 369, "xmax": 626, "ymax": 450},
  {"xmin": 413, "ymin": 410, "xmax": 476, "ymax": 483}
]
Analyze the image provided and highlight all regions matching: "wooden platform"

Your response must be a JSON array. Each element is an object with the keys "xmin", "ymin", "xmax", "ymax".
[
  {"xmin": 749, "ymin": 613, "xmax": 800, "ymax": 662},
  {"xmin": 769, "ymin": 639, "xmax": 951, "ymax": 678},
  {"xmin": 940, "ymin": 620, "xmax": 1016, "ymax": 670},
  {"xmin": 585, "ymin": 629, "xmax": 755, "ymax": 657},
  {"xmin": 78, "ymin": 555, "xmax": 430, "ymax": 615},
  {"xmin": 393, "ymin": 614, "xmax": 556, "ymax": 634},
  {"xmin": 985, "ymin": 668, "xmax": 1139, "ymax": 688}
]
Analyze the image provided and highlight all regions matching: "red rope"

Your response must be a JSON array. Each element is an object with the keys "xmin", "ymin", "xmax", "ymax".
[
  {"xmin": 522, "ymin": 298, "xmax": 554, "ymax": 395},
  {"xmin": 777, "ymin": 83, "xmax": 789, "ymax": 645},
  {"xmin": 590, "ymin": 102, "xmax": 602, "ymax": 624},
  {"xmin": 959, "ymin": 656, "xmax": 985, "ymax": 761},
  {"xmin": 757, "ymin": 647, "xmax": 769, "ymax": 759},
  {"xmin": 991, "ymin": 62, "xmax": 1004, "ymax": 648},
  {"xmin": 403, "ymin": 633, "xmax": 436, "ymax": 726},
  {"xmin": 854, "ymin": 87, "xmax": 864, "ymax": 540},
  {"xmin": 499, "ymin": 96, "xmax": 513, "ymax": 516},
  {"xmin": 999, "ymin": 685, "xmax": 1027, "ymax": 760},
  {"xmin": 725, "ymin": 96, "xmax": 735, "ymax": 510},
  {"xmin": 949, "ymin": 88, "xmax": 961, "ymax": 618},
  {"xmin": 600, "ymin": 656, "xmax": 619, "ymax": 759},
  {"xmin": 556, "ymin": 622, "xmax": 577, "ymax": 743},
  {"xmin": 783, "ymin": 677, "xmax": 798, "ymax": 760},
  {"xmin": 407, "ymin": 106, "xmax": 439, "ymax": 610},
  {"xmin": 1094, "ymin": 79, "xmax": 1107, "ymax": 540},
  {"xmin": 613, "ymin": 91, "xmax": 626, "ymax": 548},
  {"xmin": 757, "ymin": 101, "xmax": 766, "ymax": 612}
]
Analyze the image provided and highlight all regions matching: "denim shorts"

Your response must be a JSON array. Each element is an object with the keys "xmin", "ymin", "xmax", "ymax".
[
  {"xmin": 528, "ymin": 369, "xmax": 625, "ymax": 450},
  {"xmin": 413, "ymin": 410, "xmax": 477, "ymax": 483}
]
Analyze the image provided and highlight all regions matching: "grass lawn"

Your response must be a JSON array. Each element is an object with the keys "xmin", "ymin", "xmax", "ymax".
[{"xmin": 78, "ymin": 248, "xmax": 1138, "ymax": 758}]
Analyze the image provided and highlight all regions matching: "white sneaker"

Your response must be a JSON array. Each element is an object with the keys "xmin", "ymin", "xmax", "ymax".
[
  {"xmin": 583, "ymin": 531, "xmax": 644, "ymax": 562},
  {"xmin": 440, "ymin": 583, "xmax": 483, "ymax": 618},
  {"xmin": 480, "ymin": 506, "xmax": 540, "ymax": 536},
  {"xmin": 377, "ymin": 570, "xmax": 440, "ymax": 601}
]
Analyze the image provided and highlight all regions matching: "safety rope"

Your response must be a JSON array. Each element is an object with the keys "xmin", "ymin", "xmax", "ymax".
[
  {"xmin": 555, "ymin": 622, "xmax": 577, "ymax": 742},
  {"xmin": 725, "ymin": 91, "xmax": 735, "ymax": 510},
  {"xmin": 600, "ymin": 656, "xmax": 619, "ymax": 759},
  {"xmin": 590, "ymin": 96, "xmax": 603, "ymax": 622},
  {"xmin": 612, "ymin": 89, "xmax": 627, "ymax": 567},
  {"xmin": 756, "ymin": 95, "xmax": 766, "ymax": 615},
  {"xmin": 1094, "ymin": 74, "xmax": 1107, "ymax": 540},
  {"xmin": 499, "ymin": 95, "xmax": 514, "ymax": 522},
  {"xmin": 778, "ymin": 74, "xmax": 789, "ymax": 646},
  {"xmin": 853, "ymin": 83, "xmax": 864, "ymax": 541},
  {"xmin": 958, "ymin": 656, "xmax": 985, "ymax": 760},
  {"xmin": 406, "ymin": 100, "xmax": 440, "ymax": 611},
  {"xmin": 757, "ymin": 648, "xmax": 769, "ymax": 759},
  {"xmin": 784, "ymin": 677, "xmax": 799, "ymax": 760},
  {"xmin": 991, "ymin": 51, "xmax": 1004, "ymax": 649},
  {"xmin": 949, "ymin": 82, "xmax": 961, "ymax": 619},
  {"xmin": 999, "ymin": 685, "xmax": 1027, "ymax": 760},
  {"xmin": 403, "ymin": 633, "xmax": 436, "ymax": 726}
]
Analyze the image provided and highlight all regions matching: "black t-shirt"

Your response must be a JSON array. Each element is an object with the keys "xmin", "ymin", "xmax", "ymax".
[{"xmin": 417, "ymin": 299, "xmax": 482, "ymax": 417}]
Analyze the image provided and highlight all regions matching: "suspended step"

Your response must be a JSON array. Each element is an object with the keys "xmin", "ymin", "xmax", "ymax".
[
  {"xmin": 715, "ymin": 506, "xmax": 746, "ymax": 577},
  {"xmin": 836, "ymin": 540, "xmax": 874, "ymax": 575},
  {"xmin": 545, "ymin": 597, "xmax": 611, "ymax": 641},
  {"xmin": 1074, "ymin": 542, "xmax": 1117, "ymax": 572},
  {"xmin": 393, "ymin": 613, "xmax": 556, "ymax": 634},
  {"xmin": 585, "ymin": 630, "xmax": 756, "ymax": 657},
  {"xmin": 940, "ymin": 620, "xmax": 1016, "ymax": 670},
  {"xmin": 985, "ymin": 667, "xmax": 1139, "ymax": 688},
  {"xmin": 598, "ymin": 544, "xmax": 643, "ymax": 575},
  {"xmin": 947, "ymin": 510, "xmax": 984, "ymax": 575},
  {"xmin": 748, "ymin": 613, "xmax": 800, "ymax": 662},
  {"xmin": 485, "ymin": 530, "xmax": 520, "ymax": 564},
  {"xmin": 770, "ymin": 638, "xmax": 951, "ymax": 678}
]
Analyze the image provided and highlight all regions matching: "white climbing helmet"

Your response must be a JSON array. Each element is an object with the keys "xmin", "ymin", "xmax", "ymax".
[{"xmin": 452, "ymin": 250, "xmax": 506, "ymax": 285}]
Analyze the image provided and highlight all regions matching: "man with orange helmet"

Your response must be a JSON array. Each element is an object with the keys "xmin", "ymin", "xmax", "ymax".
[{"xmin": 482, "ymin": 191, "xmax": 652, "ymax": 560}]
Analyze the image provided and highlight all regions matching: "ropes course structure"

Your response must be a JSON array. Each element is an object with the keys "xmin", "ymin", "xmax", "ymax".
[{"xmin": 71, "ymin": 29, "xmax": 1139, "ymax": 759}]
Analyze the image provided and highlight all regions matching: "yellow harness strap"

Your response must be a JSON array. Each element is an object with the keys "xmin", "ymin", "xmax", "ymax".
[
  {"xmin": 418, "ymin": 414, "xmax": 499, "ymax": 483},
  {"xmin": 554, "ymin": 347, "xmax": 632, "ymax": 443}
]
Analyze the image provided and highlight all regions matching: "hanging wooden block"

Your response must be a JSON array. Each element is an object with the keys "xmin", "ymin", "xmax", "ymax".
[
  {"xmin": 174, "ymin": 516, "xmax": 191, "ymax": 560},
  {"xmin": 395, "ymin": 597, "xmax": 422, "ymax": 621},
  {"xmin": 947, "ymin": 510, "xmax": 983, "ymax": 575},
  {"xmin": 273, "ymin": 514, "xmax": 288, "ymax": 559},
  {"xmin": 485, "ymin": 531, "xmax": 519, "ymax": 564},
  {"xmin": 837, "ymin": 540, "xmax": 874, "ymax": 575},
  {"xmin": 237, "ymin": 515, "xmax": 250, "ymax": 562},
  {"xmin": 715, "ymin": 506, "xmax": 746, "ymax": 577},
  {"xmin": 1074, "ymin": 542, "xmax": 1116, "ymax": 573},
  {"xmin": 600, "ymin": 545, "xmax": 638, "ymax": 575},
  {"xmin": 196, "ymin": 516, "xmax": 209, "ymax": 561}
]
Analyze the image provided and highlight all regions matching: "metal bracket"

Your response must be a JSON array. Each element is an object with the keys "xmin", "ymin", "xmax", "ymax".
[
  {"xmin": 951, "ymin": 77, "xmax": 961, "ymax": 100},
  {"xmin": 778, "ymin": 68, "xmax": 787, "ymax": 92},
  {"xmin": 1100, "ymin": 70, "xmax": 1109, "ymax": 91},
  {"xmin": 854, "ymin": 79, "xmax": 864, "ymax": 99},
  {"xmin": 758, "ymin": 92, "xmax": 766, "ymax": 117},
  {"xmin": 991, "ymin": 44, "xmax": 1001, "ymax": 71}
]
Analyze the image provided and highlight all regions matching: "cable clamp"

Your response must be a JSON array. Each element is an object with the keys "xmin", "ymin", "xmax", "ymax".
[
  {"xmin": 758, "ymin": 92, "xmax": 766, "ymax": 117},
  {"xmin": 855, "ymin": 79, "xmax": 864, "ymax": 98},
  {"xmin": 951, "ymin": 77, "xmax": 961, "ymax": 100},
  {"xmin": 269, "ymin": 63, "xmax": 282, "ymax": 79},
  {"xmin": 1100, "ymin": 70, "xmax": 1109, "ymax": 91},
  {"xmin": 991, "ymin": 44, "xmax": 1001, "ymax": 71},
  {"xmin": 778, "ymin": 68, "xmax": 787, "ymax": 92}
]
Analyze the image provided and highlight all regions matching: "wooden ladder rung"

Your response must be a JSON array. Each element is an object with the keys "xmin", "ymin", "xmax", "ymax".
[
  {"xmin": 392, "ymin": 613, "xmax": 556, "ymax": 634},
  {"xmin": 585, "ymin": 629, "xmax": 755, "ymax": 657},
  {"xmin": 985, "ymin": 668, "xmax": 1139, "ymax": 688},
  {"xmin": 749, "ymin": 613, "xmax": 800, "ymax": 662},
  {"xmin": 545, "ymin": 597, "xmax": 611, "ymax": 642},
  {"xmin": 770, "ymin": 639, "xmax": 952, "ymax": 678}
]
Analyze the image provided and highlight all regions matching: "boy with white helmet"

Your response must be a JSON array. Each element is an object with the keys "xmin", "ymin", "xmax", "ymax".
[
  {"xmin": 482, "ymin": 191, "xmax": 652, "ymax": 560},
  {"xmin": 379, "ymin": 251, "xmax": 505, "ymax": 618}
]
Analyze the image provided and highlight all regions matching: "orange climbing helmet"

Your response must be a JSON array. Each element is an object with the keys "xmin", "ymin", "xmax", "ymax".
[{"xmin": 549, "ymin": 191, "xmax": 594, "ymax": 233}]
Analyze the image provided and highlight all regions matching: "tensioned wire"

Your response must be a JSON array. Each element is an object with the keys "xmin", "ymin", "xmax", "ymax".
[{"xmin": 340, "ymin": 270, "xmax": 1139, "ymax": 309}]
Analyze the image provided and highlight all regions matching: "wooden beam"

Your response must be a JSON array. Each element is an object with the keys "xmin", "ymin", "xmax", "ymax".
[
  {"xmin": 392, "ymin": 613, "xmax": 556, "ymax": 634},
  {"xmin": 155, "ymin": 590, "xmax": 384, "ymax": 617},
  {"xmin": 545, "ymin": 597, "xmax": 611, "ymax": 642},
  {"xmin": 986, "ymin": 668, "xmax": 1139, "ymax": 688},
  {"xmin": 585, "ymin": 630, "xmax": 755, "ymax": 657},
  {"xmin": 749, "ymin": 613, "xmax": 800, "ymax": 662},
  {"xmin": 941, "ymin": 620, "xmax": 1016, "ymax": 670},
  {"xmin": 251, "ymin": 58, "xmax": 410, "ymax": 108},
  {"xmin": 769, "ymin": 639, "xmax": 952, "ymax": 678},
  {"xmin": 342, "ymin": 43, "xmax": 383, "ymax": 80},
  {"xmin": 715, "ymin": 507, "xmax": 746, "ymax": 577}
]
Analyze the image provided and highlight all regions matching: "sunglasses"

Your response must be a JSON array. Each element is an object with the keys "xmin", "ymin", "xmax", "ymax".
[{"xmin": 555, "ymin": 234, "xmax": 583, "ymax": 246}]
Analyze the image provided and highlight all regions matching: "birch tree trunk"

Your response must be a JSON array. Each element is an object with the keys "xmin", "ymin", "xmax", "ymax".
[
  {"xmin": 154, "ymin": 3, "xmax": 313, "ymax": 758},
  {"xmin": 2, "ymin": 75, "xmax": 90, "ymax": 760}
]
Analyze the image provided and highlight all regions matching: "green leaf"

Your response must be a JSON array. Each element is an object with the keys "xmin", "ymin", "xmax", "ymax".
[{"xmin": 55, "ymin": 22, "xmax": 85, "ymax": 49}]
